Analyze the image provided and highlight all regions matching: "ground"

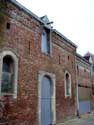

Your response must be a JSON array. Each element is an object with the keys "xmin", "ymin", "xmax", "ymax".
[{"xmin": 62, "ymin": 113, "xmax": 94, "ymax": 125}]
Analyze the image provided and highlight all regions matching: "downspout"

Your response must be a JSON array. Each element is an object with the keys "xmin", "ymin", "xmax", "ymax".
[
  {"xmin": 76, "ymin": 65, "xmax": 80, "ymax": 118},
  {"xmin": 50, "ymin": 28, "xmax": 56, "ymax": 124},
  {"xmin": 49, "ymin": 28, "xmax": 53, "ymax": 56},
  {"xmin": 76, "ymin": 78, "xmax": 80, "ymax": 117}
]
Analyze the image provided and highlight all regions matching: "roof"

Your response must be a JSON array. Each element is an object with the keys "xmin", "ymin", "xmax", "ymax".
[
  {"xmin": 76, "ymin": 53, "xmax": 91, "ymax": 65},
  {"xmin": 9, "ymin": 0, "xmax": 77, "ymax": 48},
  {"xmin": 84, "ymin": 52, "xmax": 94, "ymax": 64},
  {"xmin": 84, "ymin": 56, "xmax": 90, "ymax": 61},
  {"xmin": 53, "ymin": 29, "xmax": 77, "ymax": 48},
  {"xmin": 10, "ymin": 0, "xmax": 44, "ymax": 24}
]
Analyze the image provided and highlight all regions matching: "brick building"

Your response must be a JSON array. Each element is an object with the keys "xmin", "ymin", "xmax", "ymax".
[
  {"xmin": 76, "ymin": 54, "xmax": 92, "ymax": 115},
  {"xmin": 0, "ymin": 0, "xmax": 94, "ymax": 125},
  {"xmin": 83, "ymin": 53, "xmax": 94, "ymax": 112},
  {"xmin": 0, "ymin": 0, "xmax": 77, "ymax": 124}
]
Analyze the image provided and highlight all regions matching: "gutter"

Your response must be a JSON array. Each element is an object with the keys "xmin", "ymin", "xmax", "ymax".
[
  {"xmin": 53, "ymin": 29, "xmax": 78, "ymax": 48},
  {"xmin": 9, "ymin": 0, "xmax": 77, "ymax": 48},
  {"xmin": 9, "ymin": 0, "xmax": 44, "ymax": 24}
]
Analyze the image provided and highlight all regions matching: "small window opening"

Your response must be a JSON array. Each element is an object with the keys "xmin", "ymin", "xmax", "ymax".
[
  {"xmin": 72, "ymin": 62, "xmax": 74, "ymax": 68},
  {"xmin": 59, "ymin": 54, "xmax": 61, "ymax": 64},
  {"xmin": 28, "ymin": 41, "xmax": 31, "ymax": 54},
  {"xmin": 84, "ymin": 69, "xmax": 86, "ymax": 72},
  {"xmin": 6, "ymin": 22, "xmax": 10, "ymax": 29},
  {"xmin": 68, "ymin": 56, "xmax": 69, "ymax": 60}
]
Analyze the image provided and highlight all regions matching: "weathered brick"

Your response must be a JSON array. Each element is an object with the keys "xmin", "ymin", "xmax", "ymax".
[{"xmin": 0, "ymin": 1, "xmax": 77, "ymax": 125}]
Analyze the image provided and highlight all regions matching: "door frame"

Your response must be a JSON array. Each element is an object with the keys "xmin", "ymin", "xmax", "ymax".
[{"xmin": 38, "ymin": 71, "xmax": 56, "ymax": 125}]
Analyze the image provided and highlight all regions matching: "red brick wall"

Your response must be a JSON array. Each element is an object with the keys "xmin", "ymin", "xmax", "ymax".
[
  {"xmin": 0, "ymin": 1, "xmax": 76, "ymax": 124},
  {"xmin": 76, "ymin": 57, "xmax": 91, "ymax": 87},
  {"xmin": 52, "ymin": 33, "xmax": 76, "ymax": 123},
  {"xmin": 76, "ymin": 56, "xmax": 94, "ymax": 113}
]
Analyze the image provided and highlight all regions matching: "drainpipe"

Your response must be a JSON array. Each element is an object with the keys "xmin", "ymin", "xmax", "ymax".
[
  {"xmin": 76, "ymin": 78, "xmax": 80, "ymax": 118},
  {"xmin": 49, "ymin": 27, "xmax": 53, "ymax": 56},
  {"xmin": 76, "ymin": 65, "xmax": 80, "ymax": 118}
]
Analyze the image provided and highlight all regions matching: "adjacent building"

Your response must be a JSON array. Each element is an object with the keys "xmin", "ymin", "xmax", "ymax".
[
  {"xmin": 76, "ymin": 54, "xmax": 92, "ymax": 115},
  {"xmin": 84, "ymin": 53, "xmax": 94, "ymax": 112}
]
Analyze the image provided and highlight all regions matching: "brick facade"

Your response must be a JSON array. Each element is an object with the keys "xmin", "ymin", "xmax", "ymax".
[
  {"xmin": 0, "ymin": 0, "xmax": 94, "ymax": 125},
  {"xmin": 83, "ymin": 53, "xmax": 94, "ymax": 112},
  {"xmin": 76, "ymin": 54, "xmax": 94, "ymax": 115},
  {"xmin": 76, "ymin": 54, "xmax": 91, "ymax": 88},
  {"xmin": 0, "ymin": 1, "xmax": 77, "ymax": 124}
]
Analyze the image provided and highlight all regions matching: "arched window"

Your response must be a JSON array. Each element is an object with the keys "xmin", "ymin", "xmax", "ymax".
[
  {"xmin": 0, "ymin": 50, "xmax": 18, "ymax": 98},
  {"xmin": 1, "ymin": 55, "xmax": 14, "ymax": 93},
  {"xmin": 64, "ymin": 71, "xmax": 71, "ymax": 97},
  {"xmin": 41, "ymin": 29, "xmax": 50, "ymax": 54}
]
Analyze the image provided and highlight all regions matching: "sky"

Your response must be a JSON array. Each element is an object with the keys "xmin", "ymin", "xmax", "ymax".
[{"xmin": 17, "ymin": 0, "xmax": 94, "ymax": 56}]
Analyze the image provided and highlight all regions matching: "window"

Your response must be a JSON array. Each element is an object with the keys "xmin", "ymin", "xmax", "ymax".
[
  {"xmin": 92, "ymin": 65, "xmax": 94, "ymax": 72},
  {"xmin": 84, "ymin": 69, "xmax": 86, "ymax": 72},
  {"xmin": 68, "ymin": 56, "xmax": 70, "ymax": 60},
  {"xmin": 1, "ymin": 55, "xmax": 14, "ymax": 93},
  {"xmin": 72, "ymin": 61, "xmax": 74, "ymax": 68},
  {"xmin": 0, "ymin": 50, "xmax": 18, "ymax": 98},
  {"xmin": 41, "ymin": 29, "xmax": 50, "ymax": 54},
  {"xmin": 77, "ymin": 65, "xmax": 79, "ymax": 75},
  {"xmin": 6, "ymin": 22, "xmax": 10, "ymax": 30},
  {"xmin": 58, "ymin": 54, "xmax": 61, "ymax": 64},
  {"xmin": 64, "ymin": 71, "xmax": 71, "ymax": 97}
]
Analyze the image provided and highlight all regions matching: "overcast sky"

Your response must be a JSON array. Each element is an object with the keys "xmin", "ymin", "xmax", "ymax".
[{"xmin": 17, "ymin": 0, "xmax": 94, "ymax": 56}]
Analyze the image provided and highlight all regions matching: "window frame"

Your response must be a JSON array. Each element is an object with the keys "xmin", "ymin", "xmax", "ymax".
[
  {"xmin": 64, "ymin": 71, "xmax": 72, "ymax": 97},
  {"xmin": 38, "ymin": 71, "xmax": 56, "ymax": 125},
  {"xmin": 1, "ymin": 57, "xmax": 14, "ymax": 93},
  {"xmin": 41, "ymin": 28, "xmax": 52, "ymax": 55},
  {"xmin": 0, "ymin": 50, "xmax": 18, "ymax": 98}
]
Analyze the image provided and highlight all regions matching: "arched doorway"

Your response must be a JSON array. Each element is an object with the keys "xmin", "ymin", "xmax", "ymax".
[{"xmin": 41, "ymin": 75, "xmax": 52, "ymax": 125}]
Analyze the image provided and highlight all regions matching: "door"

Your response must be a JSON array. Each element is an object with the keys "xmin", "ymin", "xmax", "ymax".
[
  {"xmin": 78, "ymin": 87, "xmax": 91, "ymax": 114},
  {"xmin": 79, "ymin": 100, "xmax": 90, "ymax": 114},
  {"xmin": 41, "ymin": 76, "xmax": 52, "ymax": 125}
]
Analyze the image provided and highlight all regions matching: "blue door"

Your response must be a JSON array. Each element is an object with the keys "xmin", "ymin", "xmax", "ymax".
[
  {"xmin": 79, "ymin": 100, "xmax": 90, "ymax": 114},
  {"xmin": 78, "ymin": 87, "xmax": 91, "ymax": 115},
  {"xmin": 41, "ymin": 76, "xmax": 52, "ymax": 125}
]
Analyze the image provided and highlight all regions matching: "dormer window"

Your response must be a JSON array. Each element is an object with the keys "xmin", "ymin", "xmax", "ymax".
[{"xmin": 41, "ymin": 29, "xmax": 50, "ymax": 54}]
